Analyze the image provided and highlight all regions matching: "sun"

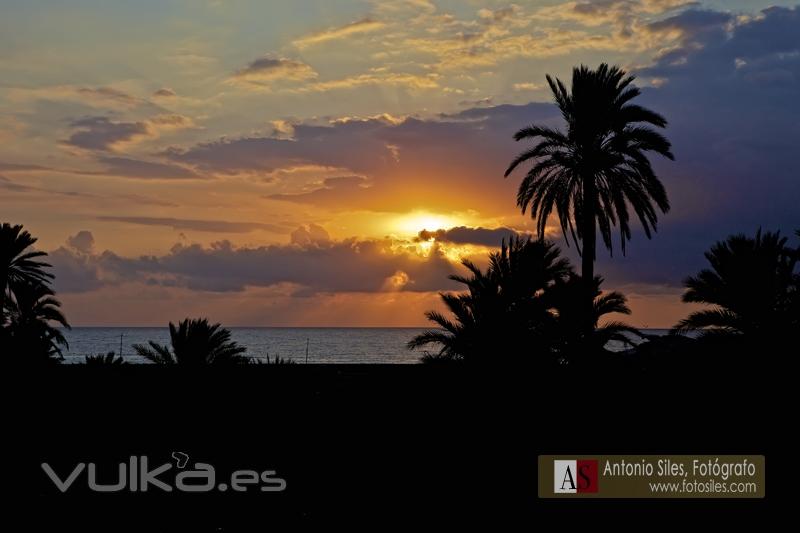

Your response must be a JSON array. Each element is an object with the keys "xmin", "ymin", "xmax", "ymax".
[{"xmin": 393, "ymin": 211, "xmax": 458, "ymax": 236}]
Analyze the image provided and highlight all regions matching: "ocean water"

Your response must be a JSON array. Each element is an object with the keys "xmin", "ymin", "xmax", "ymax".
[
  {"xmin": 60, "ymin": 327, "xmax": 674, "ymax": 364},
  {"xmin": 61, "ymin": 327, "xmax": 428, "ymax": 364}
]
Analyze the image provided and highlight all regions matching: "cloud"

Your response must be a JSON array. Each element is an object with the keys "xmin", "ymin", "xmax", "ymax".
[
  {"xmin": 385, "ymin": 0, "xmax": 698, "ymax": 71},
  {"xmin": 0, "ymin": 175, "xmax": 88, "ymax": 197},
  {"xmin": 583, "ymin": 5, "xmax": 800, "ymax": 288},
  {"xmin": 296, "ymin": 72, "xmax": 440, "ymax": 93},
  {"xmin": 228, "ymin": 56, "xmax": 317, "ymax": 88},
  {"xmin": 62, "ymin": 116, "xmax": 150, "ymax": 151},
  {"xmin": 0, "ymin": 161, "xmax": 50, "ymax": 172},
  {"xmin": 268, "ymin": 175, "xmax": 373, "ymax": 205},
  {"xmin": 162, "ymin": 6, "xmax": 797, "ymax": 293},
  {"xmin": 66, "ymin": 230, "xmax": 95, "ymax": 254},
  {"xmin": 51, "ymin": 236, "xmax": 460, "ymax": 295},
  {"xmin": 147, "ymin": 113, "xmax": 196, "ymax": 130},
  {"xmin": 458, "ymin": 97, "xmax": 493, "ymax": 107},
  {"xmin": 537, "ymin": 0, "xmax": 694, "ymax": 38},
  {"xmin": 382, "ymin": 270, "xmax": 411, "ymax": 291},
  {"xmin": 371, "ymin": 0, "xmax": 436, "ymax": 16},
  {"xmin": 96, "ymin": 216, "xmax": 292, "ymax": 234},
  {"xmin": 512, "ymin": 82, "xmax": 542, "ymax": 91},
  {"xmin": 76, "ymin": 86, "xmax": 139, "ymax": 107},
  {"xmin": 293, "ymin": 17, "xmax": 386, "ymax": 48},
  {"xmin": 416, "ymin": 226, "xmax": 524, "ymax": 246},
  {"xmin": 643, "ymin": 8, "xmax": 734, "ymax": 63},
  {"xmin": 61, "ymin": 114, "xmax": 196, "ymax": 152},
  {"xmin": 290, "ymin": 224, "xmax": 331, "ymax": 246},
  {"xmin": 477, "ymin": 5, "xmax": 521, "ymax": 24},
  {"xmin": 92, "ymin": 156, "xmax": 203, "ymax": 180},
  {"xmin": 152, "ymin": 88, "xmax": 177, "ymax": 98},
  {"xmin": 5, "ymin": 85, "xmax": 158, "ymax": 112},
  {"xmin": 48, "ymin": 246, "xmax": 106, "ymax": 293},
  {"xmin": 0, "ymin": 175, "xmax": 177, "ymax": 206},
  {"xmin": 166, "ymin": 102, "xmax": 559, "ymax": 214}
]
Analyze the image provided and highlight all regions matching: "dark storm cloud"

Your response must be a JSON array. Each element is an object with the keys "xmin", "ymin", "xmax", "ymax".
[{"xmin": 615, "ymin": 5, "xmax": 800, "ymax": 283}]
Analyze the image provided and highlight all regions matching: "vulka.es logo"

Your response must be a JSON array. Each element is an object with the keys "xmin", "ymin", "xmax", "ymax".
[
  {"xmin": 40, "ymin": 453, "xmax": 287, "ymax": 493},
  {"xmin": 554, "ymin": 460, "xmax": 598, "ymax": 494}
]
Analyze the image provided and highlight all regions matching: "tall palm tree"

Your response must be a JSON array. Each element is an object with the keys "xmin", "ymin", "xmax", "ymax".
[
  {"xmin": 408, "ymin": 237, "xmax": 571, "ymax": 363},
  {"xmin": 5, "ymin": 281, "xmax": 69, "ymax": 363},
  {"xmin": 133, "ymin": 318, "xmax": 249, "ymax": 365},
  {"xmin": 1, "ymin": 223, "xmax": 53, "ymax": 326},
  {"xmin": 674, "ymin": 230, "xmax": 799, "ymax": 340},
  {"xmin": 504, "ymin": 64, "xmax": 673, "ymax": 334}
]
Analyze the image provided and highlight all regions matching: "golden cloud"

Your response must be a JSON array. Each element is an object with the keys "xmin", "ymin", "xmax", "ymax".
[{"xmin": 292, "ymin": 17, "xmax": 386, "ymax": 48}]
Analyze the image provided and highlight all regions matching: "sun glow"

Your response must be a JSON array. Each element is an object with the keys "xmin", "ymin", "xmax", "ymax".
[{"xmin": 392, "ymin": 211, "xmax": 458, "ymax": 236}]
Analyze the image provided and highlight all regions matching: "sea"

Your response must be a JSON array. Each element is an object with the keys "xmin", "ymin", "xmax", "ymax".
[{"xmin": 59, "ymin": 327, "xmax": 674, "ymax": 364}]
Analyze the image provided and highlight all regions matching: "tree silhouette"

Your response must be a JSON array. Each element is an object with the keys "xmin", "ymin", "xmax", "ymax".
[
  {"xmin": 251, "ymin": 355, "xmax": 296, "ymax": 365},
  {"xmin": 674, "ymin": 230, "xmax": 799, "ymax": 341},
  {"xmin": 5, "ymin": 281, "xmax": 69, "ymax": 362},
  {"xmin": 85, "ymin": 352, "xmax": 127, "ymax": 365},
  {"xmin": 504, "ymin": 64, "xmax": 673, "ymax": 335},
  {"xmin": 1, "ymin": 223, "xmax": 53, "ymax": 327},
  {"xmin": 408, "ymin": 237, "xmax": 571, "ymax": 363},
  {"xmin": 132, "ymin": 318, "xmax": 248, "ymax": 365},
  {"xmin": 546, "ymin": 273, "xmax": 640, "ymax": 363}
]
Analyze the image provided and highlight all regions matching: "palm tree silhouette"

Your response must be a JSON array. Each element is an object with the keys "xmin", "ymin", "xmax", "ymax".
[
  {"xmin": 674, "ymin": 230, "xmax": 799, "ymax": 340},
  {"xmin": 132, "ymin": 318, "xmax": 248, "ymax": 365},
  {"xmin": 546, "ymin": 273, "xmax": 640, "ymax": 362},
  {"xmin": 5, "ymin": 281, "xmax": 69, "ymax": 362},
  {"xmin": 85, "ymin": 352, "xmax": 128, "ymax": 365},
  {"xmin": 408, "ymin": 237, "xmax": 571, "ymax": 363},
  {"xmin": 1, "ymin": 223, "xmax": 54, "ymax": 327},
  {"xmin": 504, "ymin": 64, "xmax": 673, "ymax": 335},
  {"xmin": 252, "ymin": 355, "xmax": 296, "ymax": 365}
]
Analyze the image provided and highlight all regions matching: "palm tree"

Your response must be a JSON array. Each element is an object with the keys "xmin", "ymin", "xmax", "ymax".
[
  {"xmin": 674, "ymin": 230, "xmax": 799, "ymax": 340},
  {"xmin": 5, "ymin": 281, "xmax": 69, "ymax": 363},
  {"xmin": 252, "ymin": 355, "xmax": 296, "ymax": 365},
  {"xmin": 408, "ymin": 237, "xmax": 571, "ymax": 363},
  {"xmin": 85, "ymin": 352, "xmax": 127, "ymax": 365},
  {"xmin": 546, "ymin": 273, "xmax": 640, "ymax": 363},
  {"xmin": 504, "ymin": 64, "xmax": 673, "ymax": 335},
  {"xmin": 133, "ymin": 318, "xmax": 248, "ymax": 365},
  {"xmin": 1, "ymin": 223, "xmax": 54, "ymax": 326}
]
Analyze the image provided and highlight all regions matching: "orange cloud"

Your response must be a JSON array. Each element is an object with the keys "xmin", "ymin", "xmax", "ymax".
[{"xmin": 293, "ymin": 17, "xmax": 386, "ymax": 48}]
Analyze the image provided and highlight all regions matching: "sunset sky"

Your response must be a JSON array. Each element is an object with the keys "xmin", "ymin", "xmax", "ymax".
[{"xmin": 1, "ymin": 0, "xmax": 798, "ymax": 326}]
